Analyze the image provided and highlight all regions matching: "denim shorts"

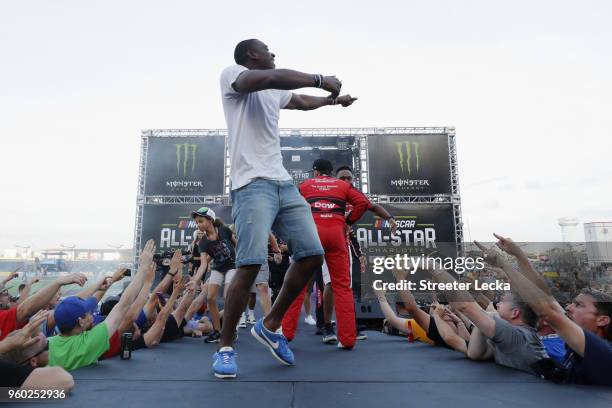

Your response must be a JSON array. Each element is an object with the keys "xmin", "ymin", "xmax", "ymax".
[{"xmin": 231, "ymin": 178, "xmax": 323, "ymax": 267}]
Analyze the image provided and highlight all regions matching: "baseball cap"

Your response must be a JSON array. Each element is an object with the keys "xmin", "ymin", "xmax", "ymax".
[
  {"xmin": 312, "ymin": 159, "xmax": 333, "ymax": 174},
  {"xmin": 191, "ymin": 206, "xmax": 216, "ymax": 221},
  {"xmin": 54, "ymin": 296, "xmax": 99, "ymax": 332}
]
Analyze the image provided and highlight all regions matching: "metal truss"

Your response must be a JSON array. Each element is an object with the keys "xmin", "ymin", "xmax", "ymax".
[
  {"xmin": 143, "ymin": 196, "xmax": 230, "ymax": 205},
  {"xmin": 136, "ymin": 127, "xmax": 463, "ymax": 261},
  {"xmin": 132, "ymin": 203, "xmax": 144, "ymax": 266},
  {"xmin": 372, "ymin": 195, "xmax": 453, "ymax": 204},
  {"xmin": 143, "ymin": 127, "xmax": 454, "ymax": 138}
]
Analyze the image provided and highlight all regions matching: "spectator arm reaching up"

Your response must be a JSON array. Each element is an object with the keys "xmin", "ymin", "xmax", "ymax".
[
  {"xmin": 431, "ymin": 304, "xmax": 468, "ymax": 354},
  {"xmin": 104, "ymin": 240, "xmax": 155, "ymax": 336},
  {"xmin": 17, "ymin": 277, "xmax": 39, "ymax": 304},
  {"xmin": 391, "ymin": 268, "xmax": 432, "ymax": 334},
  {"xmin": 143, "ymin": 279, "xmax": 183, "ymax": 347},
  {"xmin": 16, "ymin": 273, "xmax": 88, "ymax": 324},
  {"xmin": 375, "ymin": 289, "xmax": 410, "ymax": 334},
  {"xmin": 477, "ymin": 237, "xmax": 585, "ymax": 356},
  {"xmin": 117, "ymin": 263, "xmax": 155, "ymax": 334}
]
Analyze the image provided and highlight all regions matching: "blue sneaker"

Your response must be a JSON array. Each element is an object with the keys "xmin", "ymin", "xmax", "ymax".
[
  {"xmin": 212, "ymin": 347, "xmax": 237, "ymax": 379},
  {"xmin": 251, "ymin": 318, "xmax": 294, "ymax": 365}
]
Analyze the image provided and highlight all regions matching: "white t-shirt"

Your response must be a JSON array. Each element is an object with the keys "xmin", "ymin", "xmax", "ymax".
[{"xmin": 220, "ymin": 65, "xmax": 293, "ymax": 190}]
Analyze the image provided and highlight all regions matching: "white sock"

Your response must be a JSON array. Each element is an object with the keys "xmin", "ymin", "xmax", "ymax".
[
  {"xmin": 248, "ymin": 309, "xmax": 255, "ymax": 319},
  {"xmin": 219, "ymin": 346, "xmax": 233, "ymax": 352}
]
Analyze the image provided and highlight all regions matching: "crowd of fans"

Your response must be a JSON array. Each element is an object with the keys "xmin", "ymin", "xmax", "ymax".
[
  {"xmin": 376, "ymin": 234, "xmax": 611, "ymax": 386},
  {"xmin": 1, "ymin": 225, "xmax": 610, "ymax": 393}
]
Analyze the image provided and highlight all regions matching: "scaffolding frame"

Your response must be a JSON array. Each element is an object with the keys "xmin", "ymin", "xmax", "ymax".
[{"xmin": 135, "ymin": 127, "xmax": 462, "ymax": 263}]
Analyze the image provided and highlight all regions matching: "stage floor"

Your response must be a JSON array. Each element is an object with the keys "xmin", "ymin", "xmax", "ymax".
[{"xmin": 23, "ymin": 324, "xmax": 612, "ymax": 408}]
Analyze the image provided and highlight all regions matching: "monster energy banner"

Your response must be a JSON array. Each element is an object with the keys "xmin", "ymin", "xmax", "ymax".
[
  {"xmin": 140, "ymin": 204, "xmax": 232, "ymax": 252},
  {"xmin": 353, "ymin": 203, "xmax": 457, "ymax": 296},
  {"xmin": 144, "ymin": 136, "xmax": 225, "ymax": 196},
  {"xmin": 367, "ymin": 134, "xmax": 451, "ymax": 195}
]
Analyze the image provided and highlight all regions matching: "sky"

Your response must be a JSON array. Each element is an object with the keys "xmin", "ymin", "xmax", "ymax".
[{"xmin": 1, "ymin": 0, "xmax": 611, "ymax": 250}]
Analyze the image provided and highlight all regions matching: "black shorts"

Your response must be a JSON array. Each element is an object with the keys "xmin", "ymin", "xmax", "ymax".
[
  {"xmin": 161, "ymin": 315, "xmax": 187, "ymax": 342},
  {"xmin": 0, "ymin": 361, "xmax": 34, "ymax": 387},
  {"xmin": 426, "ymin": 317, "xmax": 453, "ymax": 349}
]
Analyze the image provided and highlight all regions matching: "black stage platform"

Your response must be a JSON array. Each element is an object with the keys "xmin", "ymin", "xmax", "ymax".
[{"xmin": 22, "ymin": 324, "xmax": 612, "ymax": 408}]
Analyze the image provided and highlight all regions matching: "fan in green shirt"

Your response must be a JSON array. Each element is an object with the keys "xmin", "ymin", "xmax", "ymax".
[
  {"xmin": 49, "ymin": 321, "xmax": 110, "ymax": 371},
  {"xmin": 47, "ymin": 240, "xmax": 158, "ymax": 371}
]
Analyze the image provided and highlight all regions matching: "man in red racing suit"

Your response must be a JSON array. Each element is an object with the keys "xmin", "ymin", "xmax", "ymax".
[{"xmin": 281, "ymin": 159, "xmax": 370, "ymax": 349}]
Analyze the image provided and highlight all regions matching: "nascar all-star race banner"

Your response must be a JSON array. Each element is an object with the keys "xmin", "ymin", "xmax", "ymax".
[
  {"xmin": 353, "ymin": 203, "xmax": 457, "ymax": 297},
  {"xmin": 144, "ymin": 136, "xmax": 225, "ymax": 196},
  {"xmin": 139, "ymin": 204, "xmax": 232, "ymax": 253},
  {"xmin": 367, "ymin": 134, "xmax": 451, "ymax": 195}
]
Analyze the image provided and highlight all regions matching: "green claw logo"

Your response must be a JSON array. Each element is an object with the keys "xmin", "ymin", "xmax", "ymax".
[
  {"xmin": 395, "ymin": 141, "xmax": 420, "ymax": 175},
  {"xmin": 175, "ymin": 143, "xmax": 197, "ymax": 176}
]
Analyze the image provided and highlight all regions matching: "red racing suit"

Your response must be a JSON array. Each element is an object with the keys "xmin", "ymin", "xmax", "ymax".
[{"xmin": 281, "ymin": 175, "xmax": 371, "ymax": 348}]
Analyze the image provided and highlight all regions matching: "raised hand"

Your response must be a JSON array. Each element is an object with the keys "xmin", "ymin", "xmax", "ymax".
[
  {"xmin": 139, "ymin": 240, "xmax": 156, "ymax": 270},
  {"xmin": 493, "ymin": 233, "xmax": 525, "ymax": 258},
  {"xmin": 335, "ymin": 94, "xmax": 358, "ymax": 107},
  {"xmin": 57, "ymin": 273, "xmax": 88, "ymax": 287},
  {"xmin": 98, "ymin": 277, "xmax": 114, "ymax": 291},
  {"xmin": 11, "ymin": 310, "xmax": 49, "ymax": 348},
  {"xmin": 474, "ymin": 241, "xmax": 505, "ymax": 268},
  {"xmin": 111, "ymin": 267, "xmax": 130, "ymax": 283}
]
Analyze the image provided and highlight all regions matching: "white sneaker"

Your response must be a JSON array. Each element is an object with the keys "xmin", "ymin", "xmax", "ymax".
[
  {"xmin": 238, "ymin": 313, "xmax": 247, "ymax": 328},
  {"xmin": 304, "ymin": 315, "xmax": 316, "ymax": 326},
  {"xmin": 247, "ymin": 313, "xmax": 256, "ymax": 325}
]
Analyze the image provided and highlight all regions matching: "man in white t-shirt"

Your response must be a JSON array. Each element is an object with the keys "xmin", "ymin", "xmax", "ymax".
[{"xmin": 213, "ymin": 39, "xmax": 357, "ymax": 379}]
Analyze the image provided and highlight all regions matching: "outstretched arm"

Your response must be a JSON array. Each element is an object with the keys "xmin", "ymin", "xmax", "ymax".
[
  {"xmin": 375, "ymin": 289, "xmax": 410, "ymax": 334},
  {"xmin": 424, "ymin": 266, "xmax": 497, "ymax": 338},
  {"xmin": 370, "ymin": 205, "xmax": 398, "ymax": 235},
  {"xmin": 233, "ymin": 69, "xmax": 341, "ymax": 96},
  {"xmin": 143, "ymin": 279, "xmax": 183, "ymax": 347},
  {"xmin": 105, "ymin": 241, "xmax": 155, "ymax": 335},
  {"xmin": 391, "ymin": 269, "xmax": 432, "ymax": 332},
  {"xmin": 117, "ymin": 264, "xmax": 155, "ymax": 334},
  {"xmin": 16, "ymin": 273, "xmax": 88, "ymax": 323},
  {"xmin": 478, "ymin": 237, "xmax": 587, "ymax": 356},
  {"xmin": 284, "ymin": 94, "xmax": 357, "ymax": 110},
  {"xmin": 17, "ymin": 277, "xmax": 39, "ymax": 304},
  {"xmin": 431, "ymin": 305, "xmax": 468, "ymax": 354}
]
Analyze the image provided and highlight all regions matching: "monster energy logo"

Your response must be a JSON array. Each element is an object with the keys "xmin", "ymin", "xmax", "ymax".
[
  {"xmin": 395, "ymin": 141, "xmax": 420, "ymax": 175},
  {"xmin": 165, "ymin": 143, "xmax": 203, "ymax": 190},
  {"xmin": 175, "ymin": 143, "xmax": 197, "ymax": 176}
]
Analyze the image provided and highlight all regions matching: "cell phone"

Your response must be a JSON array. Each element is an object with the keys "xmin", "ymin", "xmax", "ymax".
[{"xmin": 124, "ymin": 268, "xmax": 132, "ymax": 277}]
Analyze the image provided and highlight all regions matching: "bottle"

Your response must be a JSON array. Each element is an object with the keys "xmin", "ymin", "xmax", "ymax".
[
  {"xmin": 407, "ymin": 320, "xmax": 414, "ymax": 342},
  {"xmin": 120, "ymin": 333, "xmax": 133, "ymax": 360}
]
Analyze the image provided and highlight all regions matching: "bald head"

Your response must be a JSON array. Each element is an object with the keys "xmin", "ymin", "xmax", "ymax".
[{"xmin": 233, "ymin": 39, "xmax": 276, "ymax": 69}]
